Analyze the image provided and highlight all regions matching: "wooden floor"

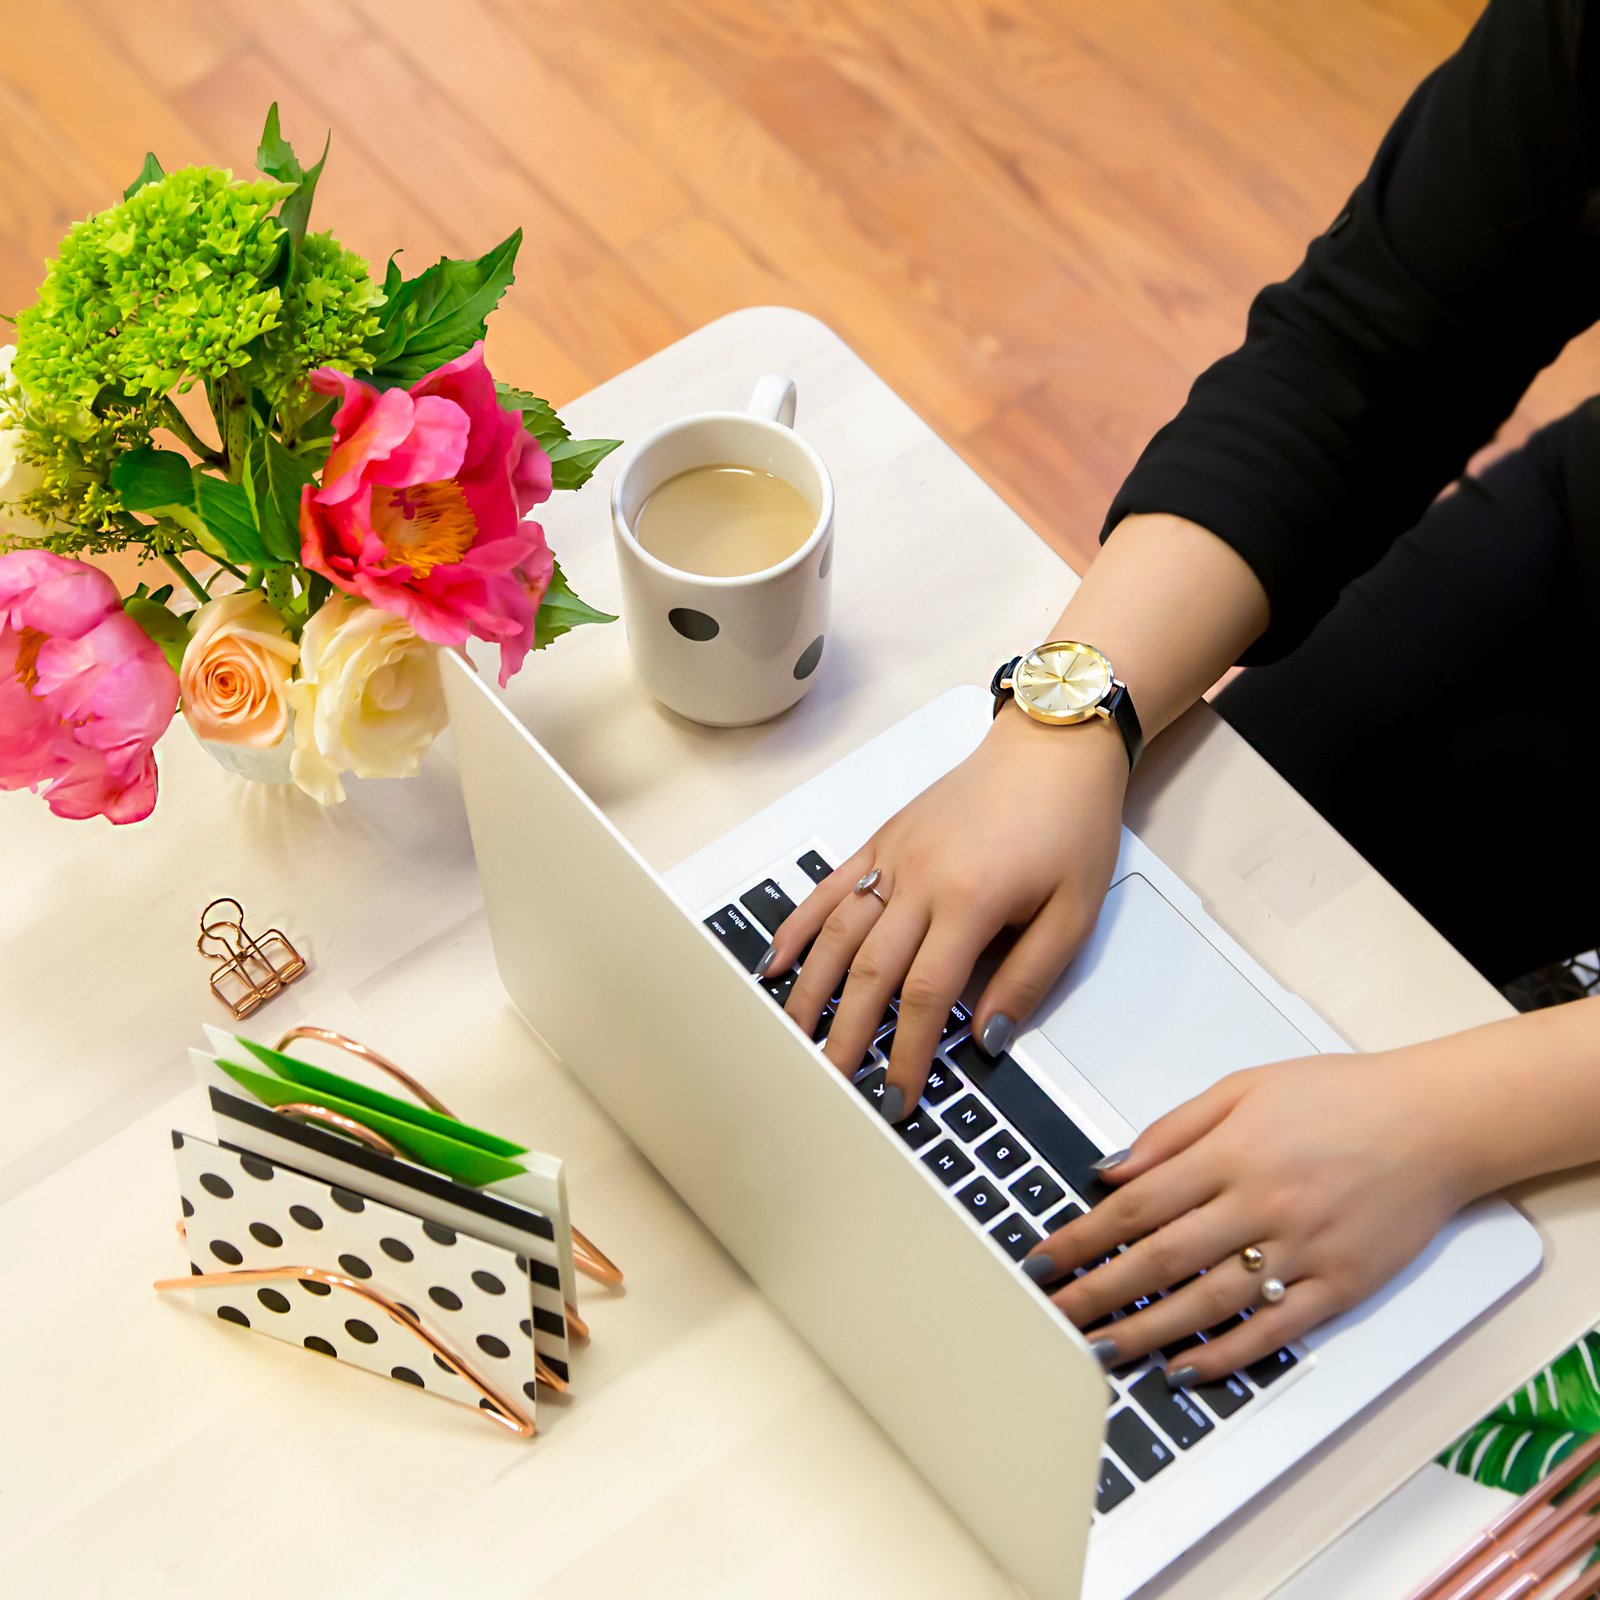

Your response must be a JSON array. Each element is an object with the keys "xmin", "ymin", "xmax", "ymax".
[{"xmin": 2, "ymin": 0, "xmax": 1594, "ymax": 576}]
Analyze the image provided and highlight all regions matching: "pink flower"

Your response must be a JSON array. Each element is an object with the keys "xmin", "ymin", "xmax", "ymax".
[
  {"xmin": 299, "ymin": 342, "xmax": 554, "ymax": 688},
  {"xmin": 0, "ymin": 549, "xmax": 179, "ymax": 823}
]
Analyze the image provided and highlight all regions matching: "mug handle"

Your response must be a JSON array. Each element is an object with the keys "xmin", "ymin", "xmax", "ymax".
[{"xmin": 748, "ymin": 374, "xmax": 797, "ymax": 429}]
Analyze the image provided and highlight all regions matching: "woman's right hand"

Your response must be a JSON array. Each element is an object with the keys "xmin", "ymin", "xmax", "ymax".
[{"xmin": 762, "ymin": 705, "xmax": 1130, "ymax": 1120}]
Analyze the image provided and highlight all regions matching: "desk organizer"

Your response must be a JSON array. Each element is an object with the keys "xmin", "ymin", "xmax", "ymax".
[{"xmin": 156, "ymin": 1025, "xmax": 622, "ymax": 1437}]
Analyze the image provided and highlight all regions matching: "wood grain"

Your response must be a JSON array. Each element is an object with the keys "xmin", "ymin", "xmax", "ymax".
[{"xmin": 1, "ymin": 0, "xmax": 1592, "ymax": 580}]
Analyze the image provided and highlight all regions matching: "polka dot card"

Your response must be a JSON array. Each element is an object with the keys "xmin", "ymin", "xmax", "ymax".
[{"xmin": 172, "ymin": 1132, "xmax": 542, "ymax": 1429}]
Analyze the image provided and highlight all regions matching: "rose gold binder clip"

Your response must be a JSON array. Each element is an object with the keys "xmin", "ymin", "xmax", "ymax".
[{"xmin": 198, "ymin": 898, "xmax": 306, "ymax": 1019}]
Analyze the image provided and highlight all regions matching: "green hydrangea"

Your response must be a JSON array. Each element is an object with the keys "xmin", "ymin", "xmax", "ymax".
[
  {"xmin": 13, "ymin": 166, "xmax": 292, "ymax": 406},
  {"xmin": 258, "ymin": 231, "xmax": 385, "ymax": 406}
]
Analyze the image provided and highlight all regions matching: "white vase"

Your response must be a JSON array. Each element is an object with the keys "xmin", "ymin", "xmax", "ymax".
[{"xmin": 195, "ymin": 716, "xmax": 296, "ymax": 786}]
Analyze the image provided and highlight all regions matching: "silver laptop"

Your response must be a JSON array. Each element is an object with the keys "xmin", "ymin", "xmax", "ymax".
[{"xmin": 442, "ymin": 658, "xmax": 1542, "ymax": 1600}]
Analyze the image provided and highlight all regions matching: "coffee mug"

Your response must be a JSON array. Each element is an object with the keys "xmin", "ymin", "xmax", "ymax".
[{"xmin": 610, "ymin": 375, "xmax": 834, "ymax": 727}]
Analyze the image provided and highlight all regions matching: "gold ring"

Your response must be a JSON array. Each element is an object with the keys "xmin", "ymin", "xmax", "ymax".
[{"xmin": 1239, "ymin": 1245, "xmax": 1266, "ymax": 1272}]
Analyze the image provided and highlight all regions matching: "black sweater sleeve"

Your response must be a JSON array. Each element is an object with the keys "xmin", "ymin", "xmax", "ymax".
[{"xmin": 1101, "ymin": 0, "xmax": 1600, "ymax": 661}]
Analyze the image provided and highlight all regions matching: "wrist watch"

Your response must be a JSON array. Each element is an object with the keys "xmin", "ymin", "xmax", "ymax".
[{"xmin": 989, "ymin": 641, "xmax": 1144, "ymax": 770}]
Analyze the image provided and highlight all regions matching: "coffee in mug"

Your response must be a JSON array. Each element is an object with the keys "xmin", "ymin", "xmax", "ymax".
[
  {"xmin": 610, "ymin": 374, "xmax": 834, "ymax": 727},
  {"xmin": 635, "ymin": 464, "xmax": 815, "ymax": 578}
]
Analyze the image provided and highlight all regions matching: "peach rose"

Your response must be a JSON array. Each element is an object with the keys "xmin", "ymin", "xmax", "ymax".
[{"xmin": 179, "ymin": 590, "xmax": 299, "ymax": 747}]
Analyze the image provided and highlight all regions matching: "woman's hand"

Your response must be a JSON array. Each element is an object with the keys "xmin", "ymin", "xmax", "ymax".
[
  {"xmin": 761, "ymin": 705, "xmax": 1128, "ymax": 1117},
  {"xmin": 1022, "ymin": 1049, "xmax": 1485, "ymax": 1383}
]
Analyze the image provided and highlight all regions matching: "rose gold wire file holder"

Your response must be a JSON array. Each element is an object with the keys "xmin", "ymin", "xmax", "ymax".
[
  {"xmin": 198, "ymin": 898, "xmax": 307, "ymax": 1019},
  {"xmin": 156, "ymin": 1025, "xmax": 623, "ymax": 1435}
]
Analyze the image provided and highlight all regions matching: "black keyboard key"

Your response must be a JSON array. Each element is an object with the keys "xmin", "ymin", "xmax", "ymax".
[
  {"xmin": 812, "ymin": 1008, "xmax": 834, "ymax": 1044},
  {"xmin": 922, "ymin": 1139, "xmax": 975, "ymax": 1188},
  {"xmin": 854, "ymin": 1065, "xmax": 888, "ymax": 1104},
  {"xmin": 761, "ymin": 969, "xmax": 798, "ymax": 1007},
  {"xmin": 941, "ymin": 1094, "xmax": 997, "ymax": 1143},
  {"xmin": 703, "ymin": 904, "xmax": 768, "ymax": 971},
  {"xmin": 1129, "ymin": 1370, "xmax": 1214, "ymax": 1450},
  {"xmin": 975, "ymin": 1129, "xmax": 1030, "ymax": 1178},
  {"xmin": 1042, "ymin": 1201, "xmax": 1085, "ymax": 1234},
  {"xmin": 1105, "ymin": 1409, "xmax": 1174, "ymax": 1482},
  {"xmin": 741, "ymin": 879, "xmax": 797, "ymax": 935},
  {"xmin": 1009, "ymin": 1166, "xmax": 1067, "ymax": 1217},
  {"xmin": 948, "ymin": 1039, "xmax": 1107, "ymax": 1200},
  {"xmin": 894, "ymin": 1105, "xmax": 943, "ymax": 1151},
  {"xmin": 874, "ymin": 1003, "xmax": 897, "ymax": 1034},
  {"xmin": 1192, "ymin": 1373, "xmax": 1254, "ymax": 1420},
  {"xmin": 942, "ymin": 999, "xmax": 974, "ymax": 1040},
  {"xmin": 1204, "ymin": 1313, "xmax": 1246, "ymax": 1341},
  {"xmin": 1160, "ymin": 1332, "xmax": 1203, "ymax": 1364},
  {"xmin": 797, "ymin": 849, "xmax": 832, "ymax": 883},
  {"xmin": 922, "ymin": 1061, "xmax": 965, "ymax": 1106},
  {"xmin": 956, "ymin": 1175, "xmax": 1006, "ymax": 1221},
  {"xmin": 1245, "ymin": 1348, "xmax": 1298, "ymax": 1388},
  {"xmin": 989, "ymin": 1213, "xmax": 1041, "ymax": 1261},
  {"xmin": 1096, "ymin": 1457, "xmax": 1136, "ymax": 1515}
]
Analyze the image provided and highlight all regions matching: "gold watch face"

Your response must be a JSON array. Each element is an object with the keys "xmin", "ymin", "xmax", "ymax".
[{"xmin": 1010, "ymin": 641, "xmax": 1114, "ymax": 724}]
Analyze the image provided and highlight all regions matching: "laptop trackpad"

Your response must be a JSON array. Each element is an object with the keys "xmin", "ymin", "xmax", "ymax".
[{"xmin": 1029, "ymin": 873, "xmax": 1319, "ymax": 1131}]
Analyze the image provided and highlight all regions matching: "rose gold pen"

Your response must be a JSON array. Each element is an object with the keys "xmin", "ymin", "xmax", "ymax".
[
  {"xmin": 1531, "ymin": 1547, "xmax": 1600, "ymax": 1600},
  {"xmin": 1405, "ymin": 1432, "xmax": 1600, "ymax": 1600},
  {"xmin": 1486, "ymin": 1491, "xmax": 1600, "ymax": 1600}
]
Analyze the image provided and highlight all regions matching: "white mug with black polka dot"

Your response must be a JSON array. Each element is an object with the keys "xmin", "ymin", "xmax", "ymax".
[{"xmin": 610, "ymin": 375, "xmax": 834, "ymax": 726}]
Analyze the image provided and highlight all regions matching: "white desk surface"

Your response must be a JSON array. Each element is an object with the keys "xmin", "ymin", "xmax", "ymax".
[{"xmin": 1, "ymin": 307, "xmax": 1592, "ymax": 1599}]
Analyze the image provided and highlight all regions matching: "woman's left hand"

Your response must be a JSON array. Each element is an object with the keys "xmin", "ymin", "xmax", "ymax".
[{"xmin": 1023, "ymin": 1049, "xmax": 1487, "ymax": 1383}]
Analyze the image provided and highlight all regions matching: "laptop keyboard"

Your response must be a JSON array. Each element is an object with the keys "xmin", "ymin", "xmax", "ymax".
[{"xmin": 703, "ymin": 845, "xmax": 1304, "ymax": 1522}]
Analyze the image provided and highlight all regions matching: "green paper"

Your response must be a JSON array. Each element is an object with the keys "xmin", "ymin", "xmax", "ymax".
[
  {"xmin": 230, "ymin": 1037, "xmax": 526, "ymax": 1157},
  {"xmin": 215, "ymin": 1057, "xmax": 526, "ymax": 1188}
]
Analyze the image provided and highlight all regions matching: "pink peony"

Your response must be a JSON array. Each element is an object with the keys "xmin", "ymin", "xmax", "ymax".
[
  {"xmin": 0, "ymin": 549, "xmax": 179, "ymax": 823},
  {"xmin": 299, "ymin": 342, "xmax": 554, "ymax": 688}
]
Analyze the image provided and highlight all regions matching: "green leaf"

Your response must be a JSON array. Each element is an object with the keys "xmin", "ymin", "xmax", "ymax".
[
  {"xmin": 110, "ymin": 447, "xmax": 279, "ymax": 567},
  {"xmin": 495, "ymin": 382, "xmax": 570, "ymax": 451},
  {"xmin": 545, "ymin": 435, "xmax": 622, "ymax": 492},
  {"xmin": 123, "ymin": 152, "xmax": 165, "ymax": 201},
  {"xmin": 195, "ymin": 474, "xmax": 273, "ymax": 567},
  {"xmin": 124, "ymin": 595, "xmax": 190, "ymax": 674},
  {"xmin": 243, "ymin": 432, "xmax": 315, "ymax": 563},
  {"xmin": 111, "ymin": 446, "xmax": 197, "ymax": 513},
  {"xmin": 533, "ymin": 559, "xmax": 615, "ymax": 653},
  {"xmin": 365, "ymin": 229, "xmax": 522, "ymax": 387},
  {"xmin": 256, "ymin": 103, "xmax": 327, "ymax": 276},
  {"xmin": 1439, "ymin": 1332, "xmax": 1600, "ymax": 1495}
]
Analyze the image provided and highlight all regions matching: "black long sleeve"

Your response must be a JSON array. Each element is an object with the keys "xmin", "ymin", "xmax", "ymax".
[{"xmin": 1102, "ymin": 0, "xmax": 1600, "ymax": 661}]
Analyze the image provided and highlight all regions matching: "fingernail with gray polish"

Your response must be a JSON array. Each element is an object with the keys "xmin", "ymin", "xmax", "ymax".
[
  {"xmin": 1089, "ymin": 1338, "xmax": 1119, "ymax": 1370},
  {"xmin": 754, "ymin": 945, "xmax": 777, "ymax": 978},
  {"xmin": 879, "ymin": 1085, "xmax": 906, "ymax": 1124},
  {"xmin": 1165, "ymin": 1365, "xmax": 1200, "ymax": 1390},
  {"xmin": 1021, "ymin": 1255, "xmax": 1056, "ymax": 1285},
  {"xmin": 1092, "ymin": 1147, "xmax": 1131, "ymax": 1172},
  {"xmin": 978, "ymin": 1012, "xmax": 1014, "ymax": 1057}
]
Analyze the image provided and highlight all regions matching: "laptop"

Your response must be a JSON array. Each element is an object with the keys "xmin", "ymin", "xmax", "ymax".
[{"xmin": 442, "ymin": 658, "xmax": 1543, "ymax": 1600}]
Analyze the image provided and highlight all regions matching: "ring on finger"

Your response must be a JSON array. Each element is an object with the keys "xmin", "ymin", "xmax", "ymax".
[
  {"xmin": 854, "ymin": 866, "xmax": 889, "ymax": 908},
  {"xmin": 1239, "ymin": 1244, "xmax": 1266, "ymax": 1272},
  {"xmin": 1259, "ymin": 1276, "xmax": 1287, "ymax": 1305}
]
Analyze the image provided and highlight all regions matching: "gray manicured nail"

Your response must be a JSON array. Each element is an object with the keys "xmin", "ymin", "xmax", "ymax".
[
  {"xmin": 1092, "ymin": 1147, "xmax": 1131, "ymax": 1172},
  {"xmin": 1165, "ymin": 1365, "xmax": 1201, "ymax": 1390},
  {"xmin": 978, "ymin": 1012, "xmax": 1014, "ymax": 1056},
  {"xmin": 1021, "ymin": 1255, "xmax": 1056, "ymax": 1285},
  {"xmin": 879, "ymin": 1085, "xmax": 906, "ymax": 1123},
  {"xmin": 1089, "ymin": 1338, "xmax": 1119, "ymax": 1370},
  {"xmin": 754, "ymin": 944, "xmax": 777, "ymax": 978}
]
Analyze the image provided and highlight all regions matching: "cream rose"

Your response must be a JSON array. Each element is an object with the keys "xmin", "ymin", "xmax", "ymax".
[
  {"xmin": 286, "ymin": 594, "xmax": 446, "ymax": 805},
  {"xmin": 180, "ymin": 589, "xmax": 299, "ymax": 747}
]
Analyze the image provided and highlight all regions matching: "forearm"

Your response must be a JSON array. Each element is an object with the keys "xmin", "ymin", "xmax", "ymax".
[
  {"xmin": 1409, "ymin": 995, "xmax": 1600, "ymax": 1197},
  {"xmin": 1051, "ymin": 512, "xmax": 1270, "ymax": 738}
]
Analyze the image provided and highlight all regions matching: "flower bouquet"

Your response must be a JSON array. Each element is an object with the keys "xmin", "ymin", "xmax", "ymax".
[{"xmin": 0, "ymin": 107, "xmax": 617, "ymax": 822}]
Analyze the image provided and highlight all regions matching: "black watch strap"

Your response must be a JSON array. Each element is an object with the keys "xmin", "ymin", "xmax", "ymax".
[
  {"xmin": 1103, "ymin": 680, "xmax": 1144, "ymax": 771},
  {"xmin": 989, "ymin": 656, "xmax": 1144, "ymax": 770}
]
